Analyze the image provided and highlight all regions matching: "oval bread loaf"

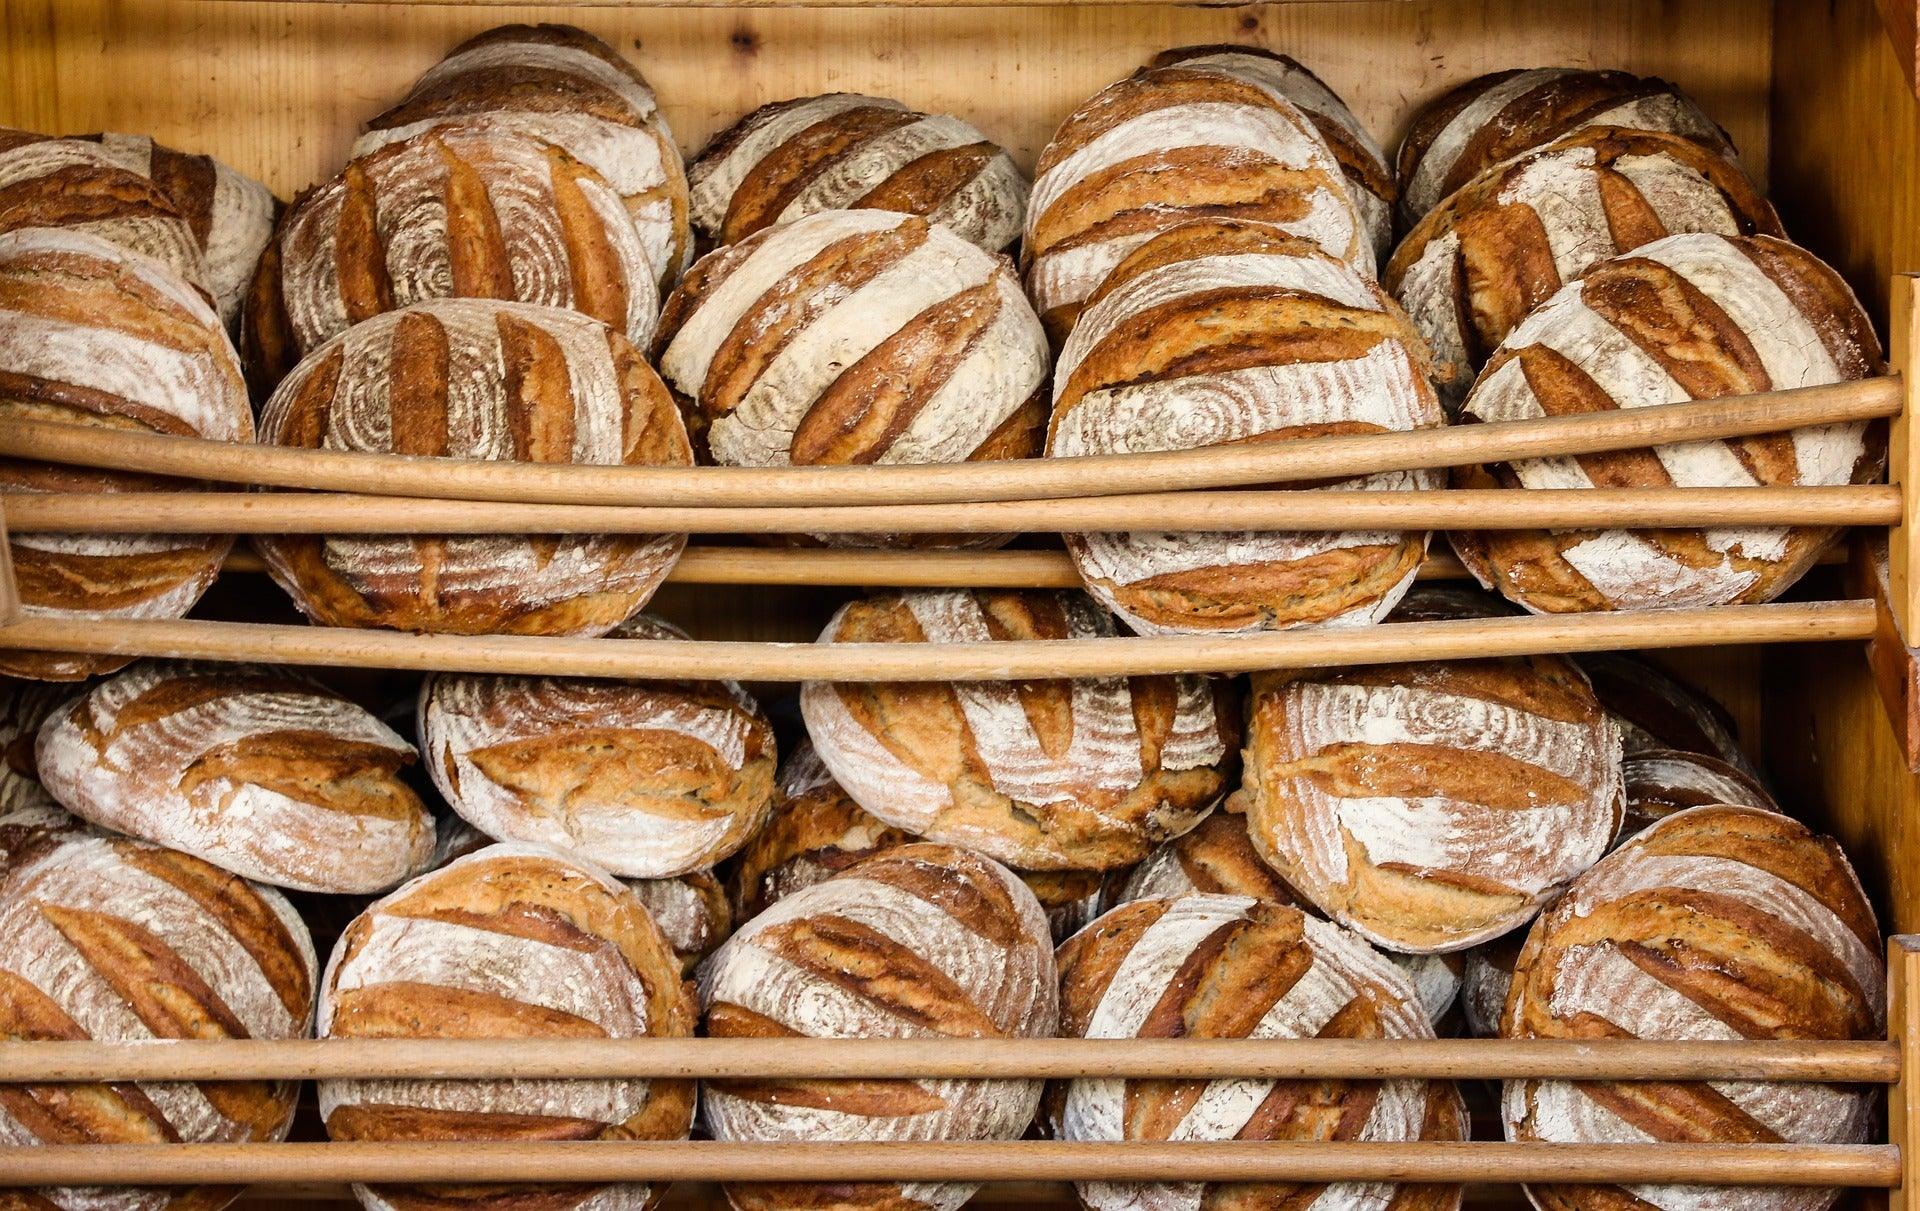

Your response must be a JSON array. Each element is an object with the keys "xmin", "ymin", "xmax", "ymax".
[
  {"xmin": 1049, "ymin": 219, "xmax": 1444, "ymax": 635},
  {"xmin": 256, "ymin": 297, "xmax": 692, "ymax": 636},
  {"xmin": 1622, "ymin": 748, "xmax": 1776, "ymax": 837},
  {"xmin": 1451, "ymin": 232, "xmax": 1883, "ymax": 614},
  {"xmin": 700, "ymin": 842, "xmax": 1059, "ymax": 1211}
]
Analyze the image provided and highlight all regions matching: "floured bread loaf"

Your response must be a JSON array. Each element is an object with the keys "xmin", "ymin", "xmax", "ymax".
[
  {"xmin": 419, "ymin": 614, "xmax": 777, "ymax": 879},
  {"xmin": 1623, "ymin": 748, "xmax": 1775, "ymax": 836},
  {"xmin": 700, "ymin": 842, "xmax": 1058, "ymax": 1211},
  {"xmin": 356, "ymin": 23, "xmax": 690, "ymax": 291},
  {"xmin": 247, "ymin": 124, "xmax": 660, "ymax": 389},
  {"xmin": 1049, "ymin": 219, "xmax": 1444, "ymax": 635},
  {"xmin": 1459, "ymin": 931, "xmax": 1523, "ymax": 1039},
  {"xmin": 628, "ymin": 869, "xmax": 732, "ymax": 974},
  {"xmin": 256, "ymin": 298, "xmax": 692, "ymax": 635},
  {"xmin": 1053, "ymin": 894, "xmax": 1465, "ymax": 1211},
  {"xmin": 35, "ymin": 660, "xmax": 434, "ymax": 894},
  {"xmin": 0, "ymin": 834, "xmax": 316, "ymax": 1211},
  {"xmin": 689, "ymin": 94, "xmax": 1026, "ymax": 252},
  {"xmin": 1237, "ymin": 653, "xmax": 1624, "ymax": 953},
  {"xmin": 0, "ymin": 228, "xmax": 252, "ymax": 682},
  {"xmin": 800, "ymin": 589, "xmax": 1239, "ymax": 870},
  {"xmin": 1396, "ymin": 68, "xmax": 1733, "ymax": 223},
  {"xmin": 1580, "ymin": 652, "xmax": 1757, "ymax": 774},
  {"xmin": 1387, "ymin": 127, "xmax": 1779, "ymax": 405},
  {"xmin": 1452, "ymin": 233, "xmax": 1883, "ymax": 614},
  {"xmin": 1503, "ymin": 805, "xmax": 1883, "ymax": 1211},
  {"xmin": 1, "ymin": 679, "xmax": 68, "ymax": 815}
]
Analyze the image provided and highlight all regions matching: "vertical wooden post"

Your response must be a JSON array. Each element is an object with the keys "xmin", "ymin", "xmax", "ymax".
[
  {"xmin": 1891, "ymin": 936, "xmax": 1920, "ymax": 1211},
  {"xmin": 0, "ymin": 498, "xmax": 18, "ymax": 626},
  {"xmin": 1887, "ymin": 274, "xmax": 1920, "ymax": 640}
]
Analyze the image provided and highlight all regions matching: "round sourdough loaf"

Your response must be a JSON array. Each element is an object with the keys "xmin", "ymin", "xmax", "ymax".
[
  {"xmin": 1503, "ymin": 805, "xmax": 1884, "ymax": 1211},
  {"xmin": 1579, "ymin": 652, "xmax": 1757, "ymax": 774},
  {"xmin": 1396, "ymin": 68, "xmax": 1734, "ymax": 223},
  {"xmin": 1052, "ymin": 894, "xmax": 1465, "ymax": 1211},
  {"xmin": 418, "ymin": 614, "xmax": 777, "ymax": 879},
  {"xmin": 34, "ymin": 660, "xmax": 434, "ymax": 894},
  {"xmin": 1622, "ymin": 748, "xmax": 1776, "ymax": 836},
  {"xmin": 1048, "ymin": 219, "xmax": 1444, "ymax": 635},
  {"xmin": 356, "ymin": 23, "xmax": 690, "ymax": 291},
  {"xmin": 255, "ymin": 298, "xmax": 692, "ymax": 635},
  {"xmin": 688, "ymin": 94, "xmax": 1027, "ymax": 253},
  {"xmin": 800, "ymin": 589, "xmax": 1239, "ymax": 870},
  {"xmin": 0, "ymin": 228, "xmax": 252, "ymax": 682},
  {"xmin": 246, "ymin": 124, "xmax": 660, "ymax": 389},
  {"xmin": 1450, "ymin": 232, "xmax": 1883, "ymax": 614},
  {"xmin": 319, "ymin": 842, "xmax": 694, "ymax": 1211},
  {"xmin": 1024, "ymin": 57, "xmax": 1368, "ymax": 341},
  {"xmin": 628, "ymin": 869, "xmax": 732, "ymax": 974},
  {"xmin": 0, "ymin": 833, "xmax": 317, "ymax": 1211},
  {"xmin": 1387, "ymin": 127, "xmax": 1780, "ymax": 406},
  {"xmin": 1237, "ymin": 653, "xmax": 1624, "ymax": 954},
  {"xmin": 699, "ymin": 842, "xmax": 1058, "ymax": 1211}
]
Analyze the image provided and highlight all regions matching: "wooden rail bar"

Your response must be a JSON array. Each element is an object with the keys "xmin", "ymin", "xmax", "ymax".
[{"xmin": 0, "ymin": 379, "xmax": 1897, "ymax": 509}]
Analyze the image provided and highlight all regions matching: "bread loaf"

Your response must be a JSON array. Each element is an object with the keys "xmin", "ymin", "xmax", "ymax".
[
  {"xmin": 247, "ymin": 124, "xmax": 661, "ymax": 390},
  {"xmin": 689, "ymin": 94, "xmax": 1026, "ymax": 252},
  {"xmin": 801, "ymin": 589, "xmax": 1239, "ymax": 870},
  {"xmin": 628, "ymin": 869, "xmax": 732, "ymax": 974},
  {"xmin": 1396, "ymin": 68, "xmax": 1733, "ymax": 222},
  {"xmin": 1459, "ymin": 931, "xmax": 1522, "ymax": 1039},
  {"xmin": 1053, "ymin": 894, "xmax": 1465, "ymax": 1211},
  {"xmin": 1452, "ymin": 233, "xmax": 1883, "ymax": 614},
  {"xmin": 0, "ymin": 678, "xmax": 68, "ymax": 815},
  {"xmin": 1387, "ymin": 127, "xmax": 1780, "ymax": 406},
  {"xmin": 1503, "ymin": 805, "xmax": 1883, "ymax": 1211},
  {"xmin": 256, "ymin": 298, "xmax": 691, "ymax": 635},
  {"xmin": 1024, "ymin": 57, "xmax": 1368, "ymax": 342},
  {"xmin": 1579, "ymin": 652, "xmax": 1756, "ymax": 774},
  {"xmin": 356, "ymin": 23, "xmax": 689, "ymax": 292},
  {"xmin": 419, "ymin": 614, "xmax": 776, "ymax": 878},
  {"xmin": 1049, "ymin": 219, "xmax": 1444, "ymax": 635},
  {"xmin": 1623, "ymin": 748, "xmax": 1775, "ymax": 836},
  {"xmin": 0, "ymin": 227, "xmax": 252, "ymax": 682},
  {"xmin": 0, "ymin": 834, "xmax": 316, "ymax": 1211},
  {"xmin": 700, "ymin": 842, "xmax": 1058, "ymax": 1211},
  {"xmin": 1237, "ymin": 653, "xmax": 1623, "ymax": 953},
  {"xmin": 35, "ymin": 660, "xmax": 434, "ymax": 894},
  {"xmin": 320, "ymin": 842, "xmax": 692, "ymax": 1211}
]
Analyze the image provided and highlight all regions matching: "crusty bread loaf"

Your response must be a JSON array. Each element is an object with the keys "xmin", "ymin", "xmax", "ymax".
[
  {"xmin": 1623, "ymin": 748, "xmax": 1775, "ymax": 836},
  {"xmin": 1452, "ymin": 233, "xmax": 1883, "ymax": 614},
  {"xmin": 255, "ymin": 298, "xmax": 691, "ymax": 635},
  {"xmin": 1024, "ymin": 56, "xmax": 1368, "ymax": 341},
  {"xmin": 801, "ymin": 589, "xmax": 1239, "ymax": 870},
  {"xmin": 0, "ymin": 833, "xmax": 317, "ymax": 1211},
  {"xmin": 1459, "ymin": 931, "xmax": 1523, "ymax": 1039},
  {"xmin": 1237, "ymin": 653, "xmax": 1623, "ymax": 953},
  {"xmin": 689, "ymin": 94, "xmax": 1026, "ymax": 252},
  {"xmin": 0, "ymin": 227, "xmax": 252, "ymax": 682},
  {"xmin": 700, "ymin": 842, "xmax": 1058, "ymax": 1211},
  {"xmin": 1396, "ymin": 68, "xmax": 1733, "ymax": 223},
  {"xmin": 0, "ymin": 678, "xmax": 68, "ymax": 816},
  {"xmin": 356, "ymin": 23, "xmax": 689, "ymax": 292},
  {"xmin": 628, "ymin": 869, "xmax": 732, "ymax": 974},
  {"xmin": 319, "ymin": 841, "xmax": 695, "ymax": 1211},
  {"xmin": 1579, "ymin": 652, "xmax": 1757, "ymax": 774},
  {"xmin": 1053, "ymin": 894, "xmax": 1465, "ymax": 1211},
  {"xmin": 35, "ymin": 660, "xmax": 434, "ymax": 894},
  {"xmin": 1503, "ymin": 805, "xmax": 1883, "ymax": 1211},
  {"xmin": 1049, "ymin": 219, "xmax": 1444, "ymax": 635},
  {"xmin": 247, "ymin": 124, "xmax": 660, "ymax": 390},
  {"xmin": 419, "ymin": 614, "xmax": 776, "ymax": 878},
  {"xmin": 1387, "ymin": 127, "xmax": 1780, "ymax": 406}
]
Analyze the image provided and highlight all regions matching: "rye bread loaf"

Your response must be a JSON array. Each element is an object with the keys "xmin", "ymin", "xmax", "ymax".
[
  {"xmin": 700, "ymin": 842, "xmax": 1058, "ymax": 1211},
  {"xmin": 1053, "ymin": 894, "xmax": 1465, "ymax": 1211},
  {"xmin": 0, "ymin": 833, "xmax": 317, "ymax": 1211},
  {"xmin": 689, "ymin": 94, "xmax": 1027, "ymax": 253},
  {"xmin": 1502, "ymin": 805, "xmax": 1883, "ymax": 1211},
  {"xmin": 418, "ymin": 614, "xmax": 777, "ymax": 879},
  {"xmin": 319, "ymin": 842, "xmax": 695, "ymax": 1211},
  {"xmin": 35, "ymin": 660, "xmax": 434, "ymax": 894},
  {"xmin": 1396, "ymin": 68, "xmax": 1734, "ymax": 223},
  {"xmin": 356, "ymin": 23, "xmax": 690, "ymax": 292},
  {"xmin": 1451, "ymin": 233, "xmax": 1883, "ymax": 614},
  {"xmin": 1387, "ymin": 127, "xmax": 1780, "ymax": 406},
  {"xmin": 1049, "ymin": 219, "xmax": 1444, "ymax": 635},
  {"xmin": 1579, "ymin": 652, "xmax": 1757, "ymax": 775},
  {"xmin": 0, "ymin": 227, "xmax": 252, "ymax": 682},
  {"xmin": 255, "ymin": 297, "xmax": 692, "ymax": 635},
  {"xmin": 800, "ymin": 589, "xmax": 1239, "ymax": 870},
  {"xmin": 1622, "ymin": 748, "xmax": 1776, "ymax": 837}
]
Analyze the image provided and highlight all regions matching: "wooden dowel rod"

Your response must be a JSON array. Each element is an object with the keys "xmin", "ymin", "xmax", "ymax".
[
  {"xmin": 4, "ymin": 486, "xmax": 1899, "ymax": 535},
  {"xmin": 0, "ymin": 1038, "xmax": 1891, "ymax": 1084},
  {"xmin": 0, "ymin": 1141, "xmax": 1897, "ymax": 1188},
  {"xmin": 0, "ymin": 378, "xmax": 1897, "ymax": 509},
  {"xmin": 0, "ymin": 601, "xmax": 1876, "ymax": 681}
]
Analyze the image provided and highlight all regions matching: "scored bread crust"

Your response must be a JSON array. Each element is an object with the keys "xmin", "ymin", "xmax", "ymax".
[{"xmin": 1621, "ymin": 747, "xmax": 1776, "ymax": 837}]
